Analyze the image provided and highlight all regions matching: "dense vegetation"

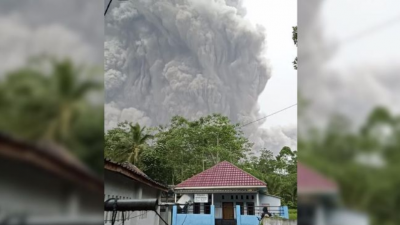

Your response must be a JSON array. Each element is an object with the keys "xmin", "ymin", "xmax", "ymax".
[
  {"xmin": 299, "ymin": 107, "xmax": 400, "ymax": 225},
  {"xmin": 105, "ymin": 114, "xmax": 297, "ymax": 208},
  {"xmin": 0, "ymin": 58, "xmax": 104, "ymax": 174}
]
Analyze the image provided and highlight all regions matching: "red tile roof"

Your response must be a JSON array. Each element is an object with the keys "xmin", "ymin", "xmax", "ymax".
[
  {"xmin": 175, "ymin": 161, "xmax": 266, "ymax": 188},
  {"xmin": 298, "ymin": 162, "xmax": 338, "ymax": 194}
]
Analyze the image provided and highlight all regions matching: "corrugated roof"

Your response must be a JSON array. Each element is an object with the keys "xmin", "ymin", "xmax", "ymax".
[
  {"xmin": 104, "ymin": 158, "xmax": 169, "ymax": 192},
  {"xmin": 175, "ymin": 161, "xmax": 266, "ymax": 188},
  {"xmin": 0, "ymin": 132, "xmax": 103, "ymax": 192},
  {"xmin": 298, "ymin": 162, "xmax": 338, "ymax": 194}
]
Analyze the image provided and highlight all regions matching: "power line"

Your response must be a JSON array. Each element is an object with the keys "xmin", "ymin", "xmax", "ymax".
[
  {"xmin": 300, "ymin": 13, "xmax": 400, "ymax": 65},
  {"xmin": 339, "ymin": 14, "xmax": 400, "ymax": 46},
  {"xmin": 104, "ymin": 0, "xmax": 113, "ymax": 16},
  {"xmin": 239, "ymin": 103, "xmax": 297, "ymax": 128}
]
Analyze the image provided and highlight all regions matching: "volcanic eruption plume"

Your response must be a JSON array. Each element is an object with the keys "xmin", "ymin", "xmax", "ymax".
[{"xmin": 104, "ymin": 0, "xmax": 292, "ymax": 152}]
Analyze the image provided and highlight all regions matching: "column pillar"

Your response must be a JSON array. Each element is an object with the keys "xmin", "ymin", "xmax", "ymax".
[
  {"xmin": 256, "ymin": 193, "xmax": 260, "ymax": 215},
  {"xmin": 236, "ymin": 205, "xmax": 241, "ymax": 225}
]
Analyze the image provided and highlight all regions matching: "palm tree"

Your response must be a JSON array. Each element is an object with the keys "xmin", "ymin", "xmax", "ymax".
[
  {"xmin": 44, "ymin": 59, "xmax": 101, "ymax": 141},
  {"xmin": 0, "ymin": 58, "xmax": 101, "ymax": 144},
  {"xmin": 127, "ymin": 123, "xmax": 153, "ymax": 164}
]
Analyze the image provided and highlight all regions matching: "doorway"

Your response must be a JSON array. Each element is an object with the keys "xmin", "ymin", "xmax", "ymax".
[{"xmin": 222, "ymin": 202, "xmax": 234, "ymax": 219}]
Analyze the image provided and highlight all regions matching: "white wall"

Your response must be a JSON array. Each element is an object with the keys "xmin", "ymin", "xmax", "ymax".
[
  {"xmin": 104, "ymin": 170, "xmax": 162, "ymax": 225},
  {"xmin": 176, "ymin": 193, "xmax": 257, "ymax": 219},
  {"xmin": 0, "ymin": 157, "xmax": 103, "ymax": 221},
  {"xmin": 259, "ymin": 195, "xmax": 281, "ymax": 207},
  {"xmin": 175, "ymin": 192, "xmax": 282, "ymax": 219}
]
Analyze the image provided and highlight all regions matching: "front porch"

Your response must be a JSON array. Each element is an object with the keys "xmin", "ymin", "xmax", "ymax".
[{"xmin": 172, "ymin": 204, "xmax": 289, "ymax": 225}]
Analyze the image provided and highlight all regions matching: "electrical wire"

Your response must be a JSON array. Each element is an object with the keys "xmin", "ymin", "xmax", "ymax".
[
  {"xmin": 104, "ymin": 0, "xmax": 113, "ymax": 16},
  {"xmin": 154, "ymin": 210, "xmax": 169, "ymax": 225},
  {"xmin": 338, "ymin": 14, "xmax": 400, "ymax": 47},
  {"xmin": 239, "ymin": 103, "xmax": 297, "ymax": 128}
]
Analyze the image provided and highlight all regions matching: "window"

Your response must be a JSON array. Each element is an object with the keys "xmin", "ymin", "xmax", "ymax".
[
  {"xmin": 231, "ymin": 195, "xmax": 233, "ymax": 200},
  {"xmin": 241, "ymin": 195, "xmax": 243, "ymax": 200},
  {"xmin": 204, "ymin": 202, "xmax": 211, "ymax": 214},
  {"xmin": 246, "ymin": 195, "xmax": 249, "ymax": 200},
  {"xmin": 194, "ymin": 203, "xmax": 201, "ymax": 214},
  {"xmin": 251, "ymin": 195, "xmax": 254, "ymax": 200},
  {"xmin": 247, "ymin": 202, "xmax": 255, "ymax": 215},
  {"xmin": 236, "ymin": 195, "xmax": 238, "ymax": 200},
  {"xmin": 222, "ymin": 195, "xmax": 225, "ymax": 200},
  {"xmin": 237, "ymin": 202, "xmax": 244, "ymax": 215}
]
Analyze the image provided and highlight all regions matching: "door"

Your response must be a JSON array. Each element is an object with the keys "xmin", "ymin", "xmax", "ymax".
[{"xmin": 222, "ymin": 202, "xmax": 234, "ymax": 219}]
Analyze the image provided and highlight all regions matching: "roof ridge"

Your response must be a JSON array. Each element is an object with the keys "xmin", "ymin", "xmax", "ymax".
[
  {"xmin": 176, "ymin": 160, "xmax": 223, "ymax": 185},
  {"xmin": 176, "ymin": 160, "xmax": 266, "ymax": 188},
  {"xmin": 224, "ymin": 161, "xmax": 266, "ymax": 186}
]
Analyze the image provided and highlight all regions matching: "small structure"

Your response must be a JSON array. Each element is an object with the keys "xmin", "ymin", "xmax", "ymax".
[
  {"xmin": 104, "ymin": 159, "xmax": 169, "ymax": 225},
  {"xmin": 298, "ymin": 162, "xmax": 368, "ymax": 225},
  {"xmin": 0, "ymin": 132, "xmax": 103, "ymax": 224},
  {"xmin": 173, "ymin": 161, "xmax": 287, "ymax": 225}
]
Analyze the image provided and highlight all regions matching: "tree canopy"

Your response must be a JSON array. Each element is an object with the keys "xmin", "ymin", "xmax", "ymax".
[
  {"xmin": 105, "ymin": 114, "xmax": 298, "ymax": 208},
  {"xmin": 299, "ymin": 106, "xmax": 400, "ymax": 225},
  {"xmin": 0, "ymin": 58, "xmax": 103, "ymax": 174}
]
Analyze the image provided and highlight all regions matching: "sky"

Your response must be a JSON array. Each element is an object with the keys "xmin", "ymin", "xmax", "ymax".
[
  {"xmin": 0, "ymin": 0, "xmax": 103, "ymax": 76},
  {"xmin": 243, "ymin": 1, "xmax": 297, "ymax": 130},
  {"xmin": 298, "ymin": 0, "xmax": 400, "ymax": 130},
  {"xmin": 323, "ymin": 0, "xmax": 400, "ymax": 68}
]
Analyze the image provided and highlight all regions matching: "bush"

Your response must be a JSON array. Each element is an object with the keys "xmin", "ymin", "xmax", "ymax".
[{"xmin": 288, "ymin": 209, "xmax": 297, "ymax": 220}]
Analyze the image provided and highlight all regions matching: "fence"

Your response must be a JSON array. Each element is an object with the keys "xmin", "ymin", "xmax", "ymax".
[
  {"xmin": 236, "ymin": 206, "xmax": 291, "ymax": 225},
  {"xmin": 172, "ymin": 205, "xmax": 215, "ymax": 225}
]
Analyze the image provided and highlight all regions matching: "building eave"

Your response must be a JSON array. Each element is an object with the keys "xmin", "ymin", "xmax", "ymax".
[
  {"xmin": 175, "ymin": 185, "xmax": 266, "ymax": 190},
  {"xmin": 298, "ymin": 188, "xmax": 338, "ymax": 195},
  {"xmin": 105, "ymin": 159, "xmax": 168, "ymax": 192},
  {"xmin": 0, "ymin": 132, "xmax": 103, "ymax": 193}
]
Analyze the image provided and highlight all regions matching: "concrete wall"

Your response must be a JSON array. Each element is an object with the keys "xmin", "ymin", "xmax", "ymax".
[
  {"xmin": 213, "ymin": 193, "xmax": 258, "ymax": 219},
  {"xmin": 259, "ymin": 195, "xmax": 281, "ymax": 207},
  {"xmin": 104, "ymin": 170, "xmax": 162, "ymax": 225},
  {"xmin": 177, "ymin": 193, "xmax": 282, "ymax": 219},
  {"xmin": 0, "ymin": 157, "xmax": 103, "ymax": 221},
  {"xmin": 172, "ymin": 205, "xmax": 215, "ymax": 225},
  {"xmin": 260, "ymin": 219, "xmax": 297, "ymax": 225},
  {"xmin": 236, "ymin": 205, "xmax": 291, "ymax": 225}
]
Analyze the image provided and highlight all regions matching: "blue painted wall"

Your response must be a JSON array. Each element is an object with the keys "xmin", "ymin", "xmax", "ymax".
[
  {"xmin": 172, "ymin": 205, "xmax": 215, "ymax": 225},
  {"xmin": 281, "ymin": 206, "xmax": 289, "ymax": 219},
  {"xmin": 236, "ymin": 205, "xmax": 259, "ymax": 225}
]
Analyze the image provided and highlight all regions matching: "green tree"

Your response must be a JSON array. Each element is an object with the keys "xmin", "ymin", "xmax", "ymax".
[
  {"xmin": 0, "ymin": 58, "xmax": 103, "ymax": 174},
  {"xmin": 105, "ymin": 122, "xmax": 153, "ymax": 164},
  {"xmin": 150, "ymin": 114, "xmax": 252, "ymax": 184},
  {"xmin": 292, "ymin": 26, "xmax": 298, "ymax": 70},
  {"xmin": 240, "ymin": 147, "xmax": 297, "ymax": 208},
  {"xmin": 0, "ymin": 58, "xmax": 101, "ymax": 142},
  {"xmin": 299, "ymin": 107, "xmax": 400, "ymax": 225}
]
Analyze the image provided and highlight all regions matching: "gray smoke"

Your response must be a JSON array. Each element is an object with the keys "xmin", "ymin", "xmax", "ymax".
[
  {"xmin": 299, "ymin": 0, "xmax": 400, "ymax": 131},
  {"xmin": 105, "ymin": 0, "xmax": 294, "ymax": 152},
  {"xmin": 0, "ymin": 0, "xmax": 103, "ymax": 76}
]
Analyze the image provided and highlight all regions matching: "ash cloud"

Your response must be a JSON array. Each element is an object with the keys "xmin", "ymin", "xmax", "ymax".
[
  {"xmin": 0, "ymin": 0, "xmax": 103, "ymax": 76},
  {"xmin": 105, "ymin": 0, "xmax": 295, "ymax": 152}
]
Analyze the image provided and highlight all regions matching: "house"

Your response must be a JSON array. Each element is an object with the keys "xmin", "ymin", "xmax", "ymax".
[
  {"xmin": 173, "ymin": 161, "xmax": 287, "ymax": 225},
  {"xmin": 298, "ymin": 162, "xmax": 369, "ymax": 225},
  {"xmin": 0, "ymin": 132, "xmax": 103, "ymax": 224},
  {"xmin": 104, "ymin": 159, "xmax": 170, "ymax": 225}
]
